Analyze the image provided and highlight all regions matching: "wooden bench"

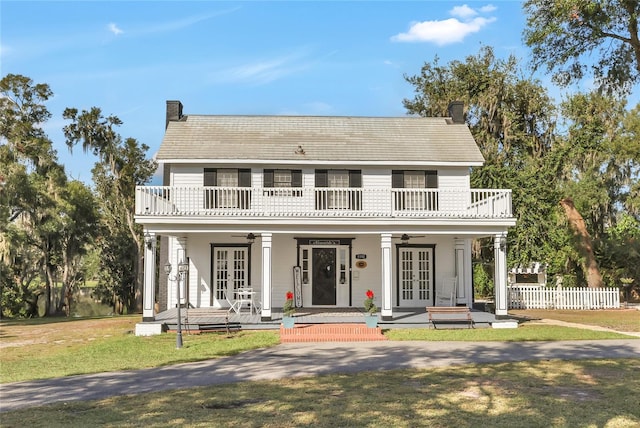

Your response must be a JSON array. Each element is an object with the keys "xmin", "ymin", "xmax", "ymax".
[{"xmin": 426, "ymin": 306, "xmax": 474, "ymax": 329}]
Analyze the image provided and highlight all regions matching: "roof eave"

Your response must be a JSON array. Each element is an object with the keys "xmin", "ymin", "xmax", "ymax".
[{"xmin": 156, "ymin": 158, "xmax": 485, "ymax": 167}]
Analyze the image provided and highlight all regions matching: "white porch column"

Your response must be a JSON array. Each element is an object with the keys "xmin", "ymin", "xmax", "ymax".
[
  {"xmin": 261, "ymin": 232, "xmax": 273, "ymax": 320},
  {"xmin": 171, "ymin": 237, "xmax": 187, "ymax": 307},
  {"xmin": 454, "ymin": 238, "xmax": 472, "ymax": 307},
  {"xmin": 142, "ymin": 232, "xmax": 157, "ymax": 321},
  {"xmin": 380, "ymin": 233, "xmax": 393, "ymax": 320},
  {"xmin": 493, "ymin": 234, "xmax": 508, "ymax": 316}
]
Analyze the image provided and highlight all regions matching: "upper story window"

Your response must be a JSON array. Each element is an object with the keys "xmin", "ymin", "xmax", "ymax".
[
  {"xmin": 328, "ymin": 170, "xmax": 350, "ymax": 188},
  {"xmin": 217, "ymin": 169, "xmax": 239, "ymax": 187},
  {"xmin": 204, "ymin": 168, "xmax": 251, "ymax": 209},
  {"xmin": 315, "ymin": 169, "xmax": 362, "ymax": 210},
  {"xmin": 263, "ymin": 169, "xmax": 302, "ymax": 196},
  {"xmin": 404, "ymin": 171, "xmax": 425, "ymax": 188},
  {"xmin": 392, "ymin": 170, "xmax": 438, "ymax": 189},
  {"xmin": 315, "ymin": 169, "xmax": 361, "ymax": 188},
  {"xmin": 204, "ymin": 168, "xmax": 251, "ymax": 187},
  {"xmin": 274, "ymin": 170, "xmax": 292, "ymax": 187},
  {"xmin": 392, "ymin": 170, "xmax": 438, "ymax": 211}
]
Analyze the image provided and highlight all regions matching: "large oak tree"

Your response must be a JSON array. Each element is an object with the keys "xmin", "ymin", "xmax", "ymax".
[{"xmin": 524, "ymin": 0, "xmax": 640, "ymax": 94}]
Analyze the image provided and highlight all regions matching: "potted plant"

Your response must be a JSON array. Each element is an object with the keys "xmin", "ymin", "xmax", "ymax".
[
  {"xmin": 282, "ymin": 291, "xmax": 296, "ymax": 328},
  {"xmin": 363, "ymin": 289, "xmax": 378, "ymax": 328}
]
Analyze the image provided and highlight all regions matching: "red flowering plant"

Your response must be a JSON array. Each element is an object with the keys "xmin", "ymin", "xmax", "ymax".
[
  {"xmin": 364, "ymin": 289, "xmax": 378, "ymax": 314},
  {"xmin": 283, "ymin": 291, "xmax": 296, "ymax": 317}
]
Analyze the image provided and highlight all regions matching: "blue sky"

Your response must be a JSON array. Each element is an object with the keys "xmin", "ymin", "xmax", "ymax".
[{"xmin": 3, "ymin": 1, "xmax": 539, "ymax": 183}]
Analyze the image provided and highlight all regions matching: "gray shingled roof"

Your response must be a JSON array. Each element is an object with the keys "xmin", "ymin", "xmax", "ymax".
[{"xmin": 156, "ymin": 115, "xmax": 485, "ymax": 165}]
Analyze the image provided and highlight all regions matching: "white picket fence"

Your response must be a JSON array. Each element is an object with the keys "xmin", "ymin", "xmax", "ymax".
[{"xmin": 508, "ymin": 286, "xmax": 620, "ymax": 310}]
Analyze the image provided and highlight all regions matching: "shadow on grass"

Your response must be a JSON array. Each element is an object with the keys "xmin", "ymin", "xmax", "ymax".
[
  {"xmin": 2, "ymin": 358, "xmax": 639, "ymax": 427},
  {"xmin": 3, "ymin": 339, "xmax": 640, "ymax": 411}
]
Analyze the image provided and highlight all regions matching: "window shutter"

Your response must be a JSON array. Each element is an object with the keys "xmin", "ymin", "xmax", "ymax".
[
  {"xmin": 163, "ymin": 164, "xmax": 171, "ymax": 186},
  {"xmin": 292, "ymin": 170, "xmax": 302, "ymax": 187},
  {"xmin": 426, "ymin": 170, "xmax": 438, "ymax": 188},
  {"xmin": 349, "ymin": 170, "xmax": 362, "ymax": 187},
  {"xmin": 264, "ymin": 169, "xmax": 274, "ymax": 188},
  {"xmin": 315, "ymin": 170, "xmax": 328, "ymax": 187},
  {"xmin": 392, "ymin": 170, "xmax": 404, "ymax": 188},
  {"xmin": 239, "ymin": 169, "xmax": 251, "ymax": 187},
  {"xmin": 204, "ymin": 168, "xmax": 217, "ymax": 186}
]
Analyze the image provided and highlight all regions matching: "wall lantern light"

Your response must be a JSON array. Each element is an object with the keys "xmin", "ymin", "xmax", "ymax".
[{"xmin": 144, "ymin": 231, "xmax": 154, "ymax": 250}]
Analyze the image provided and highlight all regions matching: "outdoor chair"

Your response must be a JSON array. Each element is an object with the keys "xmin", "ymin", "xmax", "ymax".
[{"xmin": 436, "ymin": 277, "xmax": 457, "ymax": 306}]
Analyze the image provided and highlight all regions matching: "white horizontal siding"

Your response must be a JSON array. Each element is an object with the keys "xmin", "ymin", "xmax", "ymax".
[
  {"xmin": 362, "ymin": 169, "xmax": 390, "ymax": 189},
  {"xmin": 168, "ymin": 166, "xmax": 470, "ymax": 189},
  {"xmin": 438, "ymin": 167, "xmax": 470, "ymax": 190},
  {"xmin": 172, "ymin": 165, "xmax": 207, "ymax": 186}
]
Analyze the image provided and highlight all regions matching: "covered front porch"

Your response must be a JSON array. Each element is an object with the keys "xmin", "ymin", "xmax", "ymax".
[
  {"xmin": 146, "ymin": 305, "xmax": 508, "ymax": 333},
  {"xmin": 138, "ymin": 228, "xmax": 512, "ymax": 335}
]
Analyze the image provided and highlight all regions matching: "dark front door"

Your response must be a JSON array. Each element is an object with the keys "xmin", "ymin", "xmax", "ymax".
[{"xmin": 312, "ymin": 248, "xmax": 336, "ymax": 305}]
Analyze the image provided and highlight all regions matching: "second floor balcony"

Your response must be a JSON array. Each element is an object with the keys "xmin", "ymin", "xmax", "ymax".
[{"xmin": 135, "ymin": 186, "xmax": 513, "ymax": 219}]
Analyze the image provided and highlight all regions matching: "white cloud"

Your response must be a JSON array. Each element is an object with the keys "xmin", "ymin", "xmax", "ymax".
[
  {"xmin": 391, "ymin": 4, "xmax": 497, "ymax": 45},
  {"xmin": 135, "ymin": 8, "xmax": 241, "ymax": 36},
  {"xmin": 480, "ymin": 5, "xmax": 497, "ymax": 13},
  {"xmin": 108, "ymin": 23, "xmax": 124, "ymax": 35},
  {"xmin": 208, "ymin": 51, "xmax": 312, "ymax": 85},
  {"xmin": 450, "ymin": 5, "xmax": 477, "ymax": 19},
  {"xmin": 391, "ymin": 16, "xmax": 496, "ymax": 45}
]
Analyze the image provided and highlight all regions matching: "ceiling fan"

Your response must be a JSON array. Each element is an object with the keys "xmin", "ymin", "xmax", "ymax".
[
  {"xmin": 396, "ymin": 233, "xmax": 425, "ymax": 244},
  {"xmin": 231, "ymin": 233, "xmax": 260, "ymax": 243}
]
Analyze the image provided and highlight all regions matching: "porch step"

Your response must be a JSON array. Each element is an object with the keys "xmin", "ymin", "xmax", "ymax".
[{"xmin": 280, "ymin": 323, "xmax": 387, "ymax": 343}]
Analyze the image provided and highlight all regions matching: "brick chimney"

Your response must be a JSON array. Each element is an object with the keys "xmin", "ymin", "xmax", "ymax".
[
  {"xmin": 447, "ymin": 101, "xmax": 464, "ymax": 124},
  {"xmin": 166, "ymin": 100, "xmax": 183, "ymax": 129}
]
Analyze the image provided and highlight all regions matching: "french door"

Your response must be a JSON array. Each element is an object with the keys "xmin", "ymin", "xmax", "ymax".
[
  {"xmin": 398, "ymin": 247, "xmax": 433, "ymax": 306},
  {"xmin": 212, "ymin": 246, "xmax": 249, "ymax": 307}
]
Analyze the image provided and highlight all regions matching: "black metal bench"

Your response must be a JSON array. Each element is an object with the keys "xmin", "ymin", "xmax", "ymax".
[
  {"xmin": 165, "ymin": 322, "xmax": 241, "ymax": 334},
  {"xmin": 426, "ymin": 306, "xmax": 474, "ymax": 329}
]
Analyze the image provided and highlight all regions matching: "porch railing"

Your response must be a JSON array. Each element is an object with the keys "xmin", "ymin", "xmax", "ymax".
[
  {"xmin": 508, "ymin": 286, "xmax": 620, "ymax": 310},
  {"xmin": 135, "ymin": 186, "xmax": 513, "ymax": 219}
]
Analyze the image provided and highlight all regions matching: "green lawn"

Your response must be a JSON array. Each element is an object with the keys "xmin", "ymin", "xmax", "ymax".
[
  {"xmin": 510, "ymin": 308, "xmax": 640, "ymax": 332},
  {"xmin": 2, "ymin": 358, "xmax": 639, "ymax": 427},
  {"xmin": 384, "ymin": 324, "xmax": 636, "ymax": 341},
  {"xmin": 1, "ymin": 315, "xmax": 636, "ymax": 384},
  {"xmin": 0, "ymin": 317, "xmax": 279, "ymax": 383},
  {"xmin": 2, "ymin": 314, "xmax": 639, "ymax": 426}
]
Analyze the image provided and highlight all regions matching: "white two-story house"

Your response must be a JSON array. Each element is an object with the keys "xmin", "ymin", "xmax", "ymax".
[{"xmin": 135, "ymin": 100, "xmax": 516, "ymax": 323}]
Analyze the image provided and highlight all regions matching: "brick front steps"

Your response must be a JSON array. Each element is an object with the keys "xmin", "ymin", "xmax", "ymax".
[{"xmin": 279, "ymin": 323, "xmax": 387, "ymax": 343}]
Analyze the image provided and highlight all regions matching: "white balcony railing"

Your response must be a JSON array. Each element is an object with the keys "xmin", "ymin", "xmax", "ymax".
[{"xmin": 135, "ymin": 186, "xmax": 513, "ymax": 219}]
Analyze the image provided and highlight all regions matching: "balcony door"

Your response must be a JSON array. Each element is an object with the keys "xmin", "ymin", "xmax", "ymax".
[{"xmin": 398, "ymin": 247, "xmax": 434, "ymax": 306}]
